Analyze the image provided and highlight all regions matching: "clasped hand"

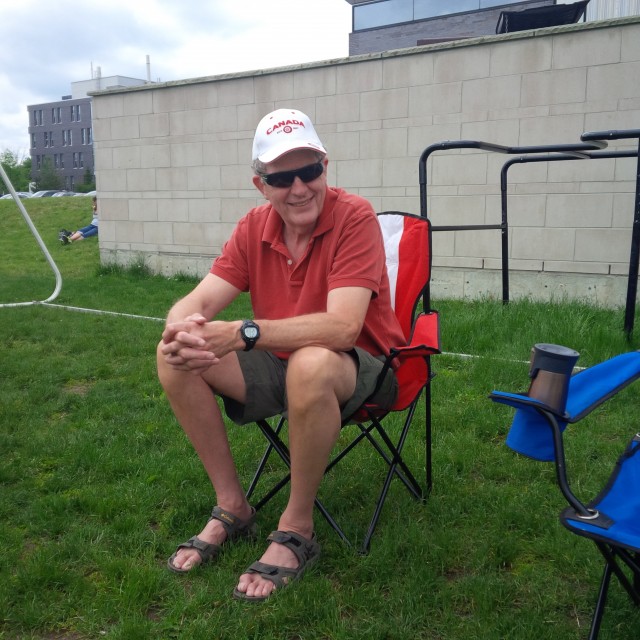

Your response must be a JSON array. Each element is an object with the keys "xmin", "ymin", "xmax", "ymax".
[{"xmin": 161, "ymin": 313, "xmax": 237, "ymax": 373}]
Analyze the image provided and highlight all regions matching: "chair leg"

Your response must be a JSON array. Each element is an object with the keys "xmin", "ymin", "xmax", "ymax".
[
  {"xmin": 425, "ymin": 383, "xmax": 433, "ymax": 493},
  {"xmin": 354, "ymin": 420, "xmax": 422, "ymax": 498},
  {"xmin": 599, "ymin": 545, "xmax": 640, "ymax": 607},
  {"xmin": 588, "ymin": 562, "xmax": 612, "ymax": 640},
  {"xmin": 358, "ymin": 409, "xmax": 425, "ymax": 555},
  {"xmin": 587, "ymin": 544, "xmax": 640, "ymax": 640},
  {"xmin": 246, "ymin": 402, "xmax": 426, "ymax": 552},
  {"xmin": 247, "ymin": 419, "xmax": 352, "ymax": 546},
  {"xmin": 245, "ymin": 417, "xmax": 286, "ymax": 501}
]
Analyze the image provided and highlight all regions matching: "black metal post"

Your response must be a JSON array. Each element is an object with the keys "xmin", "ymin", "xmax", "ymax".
[
  {"xmin": 501, "ymin": 148, "xmax": 638, "ymax": 318},
  {"xmin": 625, "ymin": 139, "xmax": 640, "ymax": 337},
  {"xmin": 581, "ymin": 130, "xmax": 640, "ymax": 338}
]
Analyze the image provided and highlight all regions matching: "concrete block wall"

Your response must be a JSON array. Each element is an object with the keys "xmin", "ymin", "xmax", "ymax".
[{"xmin": 93, "ymin": 17, "xmax": 640, "ymax": 307}]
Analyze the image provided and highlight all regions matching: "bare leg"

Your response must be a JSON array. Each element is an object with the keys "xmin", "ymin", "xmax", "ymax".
[
  {"xmin": 235, "ymin": 346, "xmax": 357, "ymax": 599},
  {"xmin": 157, "ymin": 342, "xmax": 253, "ymax": 570}
]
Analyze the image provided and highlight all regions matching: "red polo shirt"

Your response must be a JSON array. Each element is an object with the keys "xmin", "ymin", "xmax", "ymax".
[{"xmin": 211, "ymin": 187, "xmax": 404, "ymax": 359}]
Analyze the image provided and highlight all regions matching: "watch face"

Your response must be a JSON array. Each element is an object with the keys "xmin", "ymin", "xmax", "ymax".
[{"xmin": 244, "ymin": 327, "xmax": 259, "ymax": 339}]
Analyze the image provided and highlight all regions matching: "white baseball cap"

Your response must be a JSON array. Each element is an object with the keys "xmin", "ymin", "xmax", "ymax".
[{"xmin": 252, "ymin": 108, "xmax": 327, "ymax": 163}]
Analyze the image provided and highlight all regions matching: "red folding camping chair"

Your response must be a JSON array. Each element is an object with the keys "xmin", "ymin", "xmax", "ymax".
[{"xmin": 245, "ymin": 211, "xmax": 441, "ymax": 553}]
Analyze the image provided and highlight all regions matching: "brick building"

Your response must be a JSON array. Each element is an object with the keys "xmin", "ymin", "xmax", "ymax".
[
  {"xmin": 28, "ymin": 96, "xmax": 93, "ymax": 191},
  {"xmin": 28, "ymin": 74, "xmax": 149, "ymax": 191}
]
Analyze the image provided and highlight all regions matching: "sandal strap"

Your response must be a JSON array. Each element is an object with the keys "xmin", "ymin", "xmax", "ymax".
[
  {"xmin": 175, "ymin": 535, "xmax": 221, "ymax": 561},
  {"xmin": 233, "ymin": 531, "xmax": 321, "ymax": 599},
  {"xmin": 245, "ymin": 560, "xmax": 298, "ymax": 589},
  {"xmin": 209, "ymin": 505, "xmax": 256, "ymax": 541},
  {"xmin": 266, "ymin": 530, "xmax": 321, "ymax": 567}
]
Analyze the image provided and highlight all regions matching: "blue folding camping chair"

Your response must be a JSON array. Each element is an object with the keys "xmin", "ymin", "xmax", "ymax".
[{"xmin": 490, "ymin": 347, "xmax": 640, "ymax": 639}]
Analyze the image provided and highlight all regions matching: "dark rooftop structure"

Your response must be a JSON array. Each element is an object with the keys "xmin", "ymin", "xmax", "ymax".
[{"xmin": 495, "ymin": 0, "xmax": 590, "ymax": 32}]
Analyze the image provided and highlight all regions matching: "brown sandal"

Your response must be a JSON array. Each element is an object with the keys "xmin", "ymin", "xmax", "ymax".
[
  {"xmin": 232, "ymin": 530, "xmax": 321, "ymax": 601},
  {"xmin": 167, "ymin": 506, "xmax": 256, "ymax": 574}
]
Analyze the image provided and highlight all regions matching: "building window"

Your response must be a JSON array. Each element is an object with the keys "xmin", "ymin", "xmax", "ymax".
[
  {"xmin": 353, "ymin": 0, "xmax": 526, "ymax": 30},
  {"xmin": 87, "ymin": 127, "xmax": 92, "ymax": 144},
  {"xmin": 51, "ymin": 107, "xmax": 62, "ymax": 124},
  {"xmin": 54, "ymin": 154, "xmax": 60, "ymax": 168},
  {"xmin": 31, "ymin": 133, "xmax": 36, "ymax": 148},
  {"xmin": 44, "ymin": 132, "xmax": 49, "ymax": 148},
  {"xmin": 70, "ymin": 104, "xmax": 82, "ymax": 122},
  {"xmin": 33, "ymin": 109, "xmax": 43, "ymax": 126},
  {"xmin": 36, "ymin": 156, "xmax": 41, "ymax": 170},
  {"xmin": 79, "ymin": 152, "xmax": 84, "ymax": 168},
  {"xmin": 73, "ymin": 152, "xmax": 78, "ymax": 168}
]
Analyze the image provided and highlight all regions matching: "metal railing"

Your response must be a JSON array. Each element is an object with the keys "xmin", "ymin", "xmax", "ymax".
[{"xmin": 419, "ymin": 129, "xmax": 640, "ymax": 337}]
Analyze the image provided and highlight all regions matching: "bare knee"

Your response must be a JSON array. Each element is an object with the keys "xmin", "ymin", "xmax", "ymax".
[
  {"xmin": 287, "ymin": 347, "xmax": 338, "ymax": 392},
  {"xmin": 286, "ymin": 347, "xmax": 357, "ymax": 411}
]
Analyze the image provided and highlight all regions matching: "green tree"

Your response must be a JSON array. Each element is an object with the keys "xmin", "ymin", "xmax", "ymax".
[
  {"xmin": 0, "ymin": 150, "xmax": 32, "ymax": 192},
  {"xmin": 36, "ymin": 156, "xmax": 63, "ymax": 190},
  {"xmin": 75, "ymin": 166, "xmax": 96, "ymax": 193}
]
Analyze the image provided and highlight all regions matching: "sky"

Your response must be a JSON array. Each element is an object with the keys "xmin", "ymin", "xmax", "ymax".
[{"xmin": 0, "ymin": 0, "xmax": 352, "ymax": 157}]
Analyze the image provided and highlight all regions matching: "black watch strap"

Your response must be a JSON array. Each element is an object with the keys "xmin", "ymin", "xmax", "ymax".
[{"xmin": 240, "ymin": 319, "xmax": 260, "ymax": 351}]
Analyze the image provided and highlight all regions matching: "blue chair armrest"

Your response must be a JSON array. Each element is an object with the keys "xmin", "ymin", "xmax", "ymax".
[
  {"xmin": 490, "ymin": 390, "xmax": 566, "ymax": 417},
  {"xmin": 490, "ymin": 352, "xmax": 640, "ymax": 462},
  {"xmin": 490, "ymin": 390, "xmax": 567, "ymax": 461}
]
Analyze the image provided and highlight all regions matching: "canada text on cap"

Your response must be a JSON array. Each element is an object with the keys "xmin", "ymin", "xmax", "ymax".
[{"xmin": 252, "ymin": 108, "xmax": 327, "ymax": 163}]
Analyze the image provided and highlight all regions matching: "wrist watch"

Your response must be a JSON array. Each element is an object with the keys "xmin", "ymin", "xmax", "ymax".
[{"xmin": 240, "ymin": 319, "xmax": 260, "ymax": 351}]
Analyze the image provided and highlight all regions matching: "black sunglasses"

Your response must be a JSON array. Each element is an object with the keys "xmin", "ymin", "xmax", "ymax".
[{"xmin": 260, "ymin": 161, "xmax": 324, "ymax": 188}]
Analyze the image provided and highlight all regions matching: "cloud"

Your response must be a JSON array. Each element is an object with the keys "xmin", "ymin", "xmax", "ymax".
[{"xmin": 0, "ymin": 0, "xmax": 351, "ymax": 155}]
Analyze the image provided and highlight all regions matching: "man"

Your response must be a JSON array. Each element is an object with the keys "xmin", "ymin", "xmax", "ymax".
[{"xmin": 158, "ymin": 108, "xmax": 404, "ymax": 601}]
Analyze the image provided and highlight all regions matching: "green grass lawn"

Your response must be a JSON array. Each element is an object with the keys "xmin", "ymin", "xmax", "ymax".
[{"xmin": 1, "ymin": 198, "xmax": 640, "ymax": 639}]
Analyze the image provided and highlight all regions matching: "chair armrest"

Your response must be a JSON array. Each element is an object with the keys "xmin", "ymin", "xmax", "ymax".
[
  {"xmin": 491, "ymin": 352, "xmax": 640, "ymax": 422},
  {"xmin": 392, "ymin": 311, "xmax": 441, "ymax": 358},
  {"xmin": 490, "ymin": 390, "xmax": 567, "ymax": 418},
  {"xmin": 490, "ymin": 351, "xmax": 640, "ymax": 462}
]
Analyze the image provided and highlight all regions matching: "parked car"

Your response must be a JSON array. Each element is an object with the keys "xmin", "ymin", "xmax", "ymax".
[
  {"xmin": 30, "ymin": 190, "xmax": 61, "ymax": 198},
  {"xmin": 74, "ymin": 191, "xmax": 96, "ymax": 197},
  {"xmin": 0, "ymin": 192, "xmax": 31, "ymax": 199},
  {"xmin": 52, "ymin": 191, "xmax": 75, "ymax": 197}
]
